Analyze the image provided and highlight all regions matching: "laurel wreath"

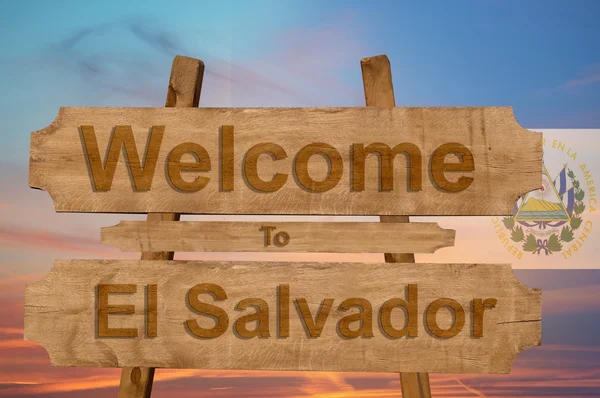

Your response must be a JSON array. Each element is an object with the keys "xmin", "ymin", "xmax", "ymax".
[{"xmin": 502, "ymin": 169, "xmax": 585, "ymax": 255}]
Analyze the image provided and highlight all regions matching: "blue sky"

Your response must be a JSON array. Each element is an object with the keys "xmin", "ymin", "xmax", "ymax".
[{"xmin": 1, "ymin": 0, "xmax": 599, "ymax": 164}]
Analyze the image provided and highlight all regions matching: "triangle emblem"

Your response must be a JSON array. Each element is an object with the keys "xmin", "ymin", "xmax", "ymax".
[{"xmin": 515, "ymin": 163, "xmax": 570, "ymax": 222}]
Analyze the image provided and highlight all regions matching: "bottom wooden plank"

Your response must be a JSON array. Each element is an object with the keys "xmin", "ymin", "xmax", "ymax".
[{"xmin": 25, "ymin": 260, "xmax": 541, "ymax": 374}]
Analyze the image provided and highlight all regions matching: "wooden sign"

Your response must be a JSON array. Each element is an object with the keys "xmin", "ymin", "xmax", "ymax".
[
  {"xmin": 29, "ymin": 106, "xmax": 541, "ymax": 215},
  {"xmin": 101, "ymin": 221, "xmax": 456, "ymax": 253},
  {"xmin": 25, "ymin": 260, "xmax": 541, "ymax": 374},
  {"xmin": 24, "ymin": 55, "xmax": 545, "ymax": 398}
]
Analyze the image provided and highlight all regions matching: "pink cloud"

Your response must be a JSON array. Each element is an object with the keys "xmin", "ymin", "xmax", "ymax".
[
  {"xmin": 542, "ymin": 283, "xmax": 600, "ymax": 315},
  {"xmin": 0, "ymin": 223, "xmax": 139, "ymax": 260}
]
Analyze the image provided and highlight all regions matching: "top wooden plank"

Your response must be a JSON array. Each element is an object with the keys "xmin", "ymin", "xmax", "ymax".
[{"xmin": 29, "ymin": 107, "xmax": 541, "ymax": 215}]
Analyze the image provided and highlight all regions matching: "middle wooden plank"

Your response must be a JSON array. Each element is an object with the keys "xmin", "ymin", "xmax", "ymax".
[{"xmin": 101, "ymin": 221, "xmax": 455, "ymax": 253}]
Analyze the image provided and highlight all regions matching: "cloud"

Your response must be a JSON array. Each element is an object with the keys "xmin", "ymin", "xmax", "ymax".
[
  {"xmin": 0, "ymin": 225, "xmax": 126, "ymax": 258},
  {"xmin": 562, "ymin": 64, "xmax": 600, "ymax": 90},
  {"xmin": 0, "ymin": 347, "xmax": 598, "ymax": 396},
  {"xmin": 9, "ymin": 11, "xmax": 369, "ymax": 109},
  {"xmin": 43, "ymin": 16, "xmax": 188, "ymax": 105},
  {"xmin": 451, "ymin": 378, "xmax": 488, "ymax": 397},
  {"xmin": 27, "ymin": 15, "xmax": 307, "ymax": 107},
  {"xmin": 0, "ymin": 273, "xmax": 46, "ymax": 295},
  {"xmin": 542, "ymin": 283, "xmax": 600, "ymax": 315},
  {"xmin": 257, "ymin": 10, "xmax": 367, "ymax": 105}
]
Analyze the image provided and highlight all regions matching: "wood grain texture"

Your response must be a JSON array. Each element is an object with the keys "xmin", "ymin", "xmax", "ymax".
[
  {"xmin": 400, "ymin": 372, "xmax": 432, "ymax": 398},
  {"xmin": 361, "ymin": 56, "xmax": 416, "ymax": 259},
  {"xmin": 101, "ymin": 221, "xmax": 455, "ymax": 253},
  {"xmin": 24, "ymin": 260, "xmax": 541, "ymax": 374},
  {"xmin": 29, "ymin": 106, "xmax": 542, "ymax": 215},
  {"xmin": 118, "ymin": 55, "xmax": 204, "ymax": 398},
  {"xmin": 362, "ymin": 54, "xmax": 429, "ymax": 396},
  {"xmin": 119, "ymin": 367, "xmax": 154, "ymax": 398}
]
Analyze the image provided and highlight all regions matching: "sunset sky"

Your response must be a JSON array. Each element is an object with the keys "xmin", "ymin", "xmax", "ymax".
[{"xmin": 1, "ymin": 1, "xmax": 600, "ymax": 397}]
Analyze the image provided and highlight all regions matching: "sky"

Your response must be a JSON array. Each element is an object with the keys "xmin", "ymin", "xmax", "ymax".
[{"xmin": 1, "ymin": 0, "xmax": 600, "ymax": 397}]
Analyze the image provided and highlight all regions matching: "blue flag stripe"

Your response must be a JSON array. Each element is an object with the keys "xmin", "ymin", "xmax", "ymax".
[{"xmin": 554, "ymin": 168, "xmax": 567, "ymax": 199}]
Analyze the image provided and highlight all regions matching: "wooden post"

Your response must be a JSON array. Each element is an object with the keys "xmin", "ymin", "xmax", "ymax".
[
  {"xmin": 117, "ymin": 56, "xmax": 204, "ymax": 398},
  {"xmin": 361, "ymin": 54, "xmax": 432, "ymax": 398}
]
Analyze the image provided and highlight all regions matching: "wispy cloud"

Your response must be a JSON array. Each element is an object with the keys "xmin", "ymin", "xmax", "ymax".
[
  {"xmin": 527, "ymin": 63, "xmax": 600, "ymax": 102},
  {"xmin": 26, "ymin": 15, "xmax": 307, "ymax": 107},
  {"xmin": 10, "ymin": 12, "xmax": 368, "ymax": 109},
  {"xmin": 1, "ymin": 225, "xmax": 99, "ymax": 253},
  {"xmin": 543, "ymin": 283, "xmax": 600, "ymax": 315},
  {"xmin": 257, "ymin": 10, "xmax": 366, "ymax": 105},
  {"xmin": 41, "ymin": 16, "xmax": 190, "ymax": 105},
  {"xmin": 452, "ymin": 377, "xmax": 488, "ymax": 397},
  {"xmin": 0, "ymin": 224, "xmax": 134, "ymax": 258},
  {"xmin": 562, "ymin": 64, "xmax": 600, "ymax": 89}
]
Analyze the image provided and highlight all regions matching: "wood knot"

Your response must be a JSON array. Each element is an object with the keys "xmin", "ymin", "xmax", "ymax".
[{"xmin": 130, "ymin": 367, "xmax": 142, "ymax": 384}]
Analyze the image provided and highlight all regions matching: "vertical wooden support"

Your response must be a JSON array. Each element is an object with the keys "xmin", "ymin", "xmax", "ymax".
[
  {"xmin": 117, "ymin": 56, "xmax": 205, "ymax": 398},
  {"xmin": 361, "ymin": 55, "xmax": 432, "ymax": 398}
]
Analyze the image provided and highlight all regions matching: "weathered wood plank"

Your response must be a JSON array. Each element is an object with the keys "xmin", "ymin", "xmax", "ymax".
[
  {"xmin": 101, "ymin": 221, "xmax": 455, "ymax": 253},
  {"xmin": 24, "ymin": 260, "xmax": 541, "ymax": 374},
  {"xmin": 361, "ymin": 54, "xmax": 430, "ymax": 397},
  {"xmin": 118, "ymin": 55, "xmax": 205, "ymax": 398},
  {"xmin": 29, "ymin": 106, "xmax": 542, "ymax": 215}
]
